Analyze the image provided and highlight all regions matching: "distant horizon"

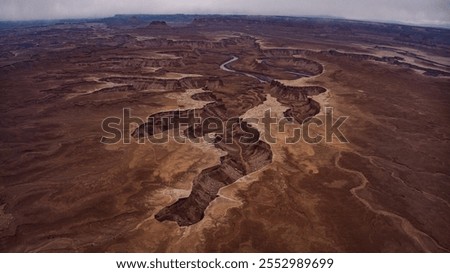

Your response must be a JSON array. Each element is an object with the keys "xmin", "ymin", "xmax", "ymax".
[
  {"xmin": 1, "ymin": 0, "xmax": 449, "ymax": 28},
  {"xmin": 1, "ymin": 13, "xmax": 449, "ymax": 30}
]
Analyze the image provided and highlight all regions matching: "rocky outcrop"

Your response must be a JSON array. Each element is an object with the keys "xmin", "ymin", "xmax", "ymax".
[{"xmin": 269, "ymin": 80, "xmax": 326, "ymax": 122}]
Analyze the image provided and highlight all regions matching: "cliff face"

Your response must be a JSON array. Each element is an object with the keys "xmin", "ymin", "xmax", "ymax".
[{"xmin": 269, "ymin": 80, "xmax": 326, "ymax": 123}]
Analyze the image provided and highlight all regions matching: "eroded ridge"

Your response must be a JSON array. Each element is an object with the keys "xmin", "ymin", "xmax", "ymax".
[{"xmin": 269, "ymin": 80, "xmax": 326, "ymax": 123}]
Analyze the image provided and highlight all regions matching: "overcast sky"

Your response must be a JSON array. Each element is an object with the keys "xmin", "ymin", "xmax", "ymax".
[{"xmin": 0, "ymin": 0, "xmax": 449, "ymax": 26}]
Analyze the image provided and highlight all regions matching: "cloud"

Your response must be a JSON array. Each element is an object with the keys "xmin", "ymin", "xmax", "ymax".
[{"xmin": 0, "ymin": 0, "xmax": 449, "ymax": 26}]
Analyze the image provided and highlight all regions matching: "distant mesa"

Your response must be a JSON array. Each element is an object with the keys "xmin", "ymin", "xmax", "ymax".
[{"xmin": 149, "ymin": 21, "xmax": 169, "ymax": 28}]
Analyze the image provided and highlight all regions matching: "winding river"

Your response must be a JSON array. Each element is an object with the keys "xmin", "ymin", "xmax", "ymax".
[{"xmin": 220, "ymin": 56, "xmax": 270, "ymax": 83}]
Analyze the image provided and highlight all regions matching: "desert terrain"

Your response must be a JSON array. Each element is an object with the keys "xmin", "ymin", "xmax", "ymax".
[{"xmin": 0, "ymin": 15, "xmax": 449, "ymax": 252}]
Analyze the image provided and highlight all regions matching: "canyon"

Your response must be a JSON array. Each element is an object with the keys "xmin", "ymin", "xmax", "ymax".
[{"xmin": 0, "ymin": 15, "xmax": 449, "ymax": 252}]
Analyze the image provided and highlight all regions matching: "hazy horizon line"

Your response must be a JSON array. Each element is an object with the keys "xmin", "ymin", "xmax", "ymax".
[{"xmin": 1, "ymin": 13, "xmax": 449, "ymax": 30}]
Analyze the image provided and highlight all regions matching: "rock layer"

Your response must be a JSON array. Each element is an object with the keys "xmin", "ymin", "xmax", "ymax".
[{"xmin": 269, "ymin": 80, "xmax": 326, "ymax": 123}]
